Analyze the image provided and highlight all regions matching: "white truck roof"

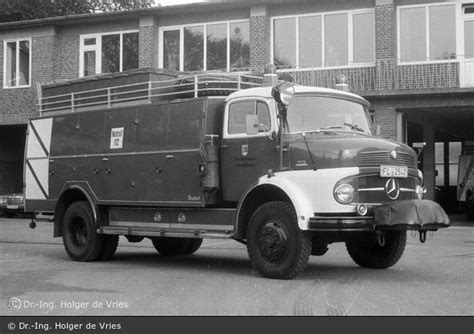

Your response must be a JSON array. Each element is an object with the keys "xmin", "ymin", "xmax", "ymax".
[{"xmin": 226, "ymin": 85, "xmax": 370, "ymax": 107}]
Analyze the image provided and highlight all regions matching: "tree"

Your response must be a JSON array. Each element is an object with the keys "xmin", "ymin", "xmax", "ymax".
[{"xmin": 0, "ymin": 0, "xmax": 156, "ymax": 23}]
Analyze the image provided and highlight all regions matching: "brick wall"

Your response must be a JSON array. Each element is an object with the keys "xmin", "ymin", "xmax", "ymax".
[
  {"xmin": 284, "ymin": 67, "xmax": 376, "ymax": 92},
  {"xmin": 139, "ymin": 17, "xmax": 158, "ymax": 69},
  {"xmin": 250, "ymin": 6, "xmax": 270, "ymax": 74},
  {"xmin": 374, "ymin": 107, "xmax": 397, "ymax": 140},
  {"xmin": 375, "ymin": 0, "xmax": 396, "ymax": 60},
  {"xmin": 56, "ymin": 34, "xmax": 80, "ymax": 81},
  {"xmin": 0, "ymin": 33, "xmax": 56, "ymax": 124}
]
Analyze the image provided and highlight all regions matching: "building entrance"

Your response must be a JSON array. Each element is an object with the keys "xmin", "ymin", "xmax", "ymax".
[{"xmin": 407, "ymin": 107, "xmax": 474, "ymax": 213}]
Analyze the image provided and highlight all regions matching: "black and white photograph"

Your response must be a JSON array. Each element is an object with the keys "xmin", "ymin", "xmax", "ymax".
[{"xmin": 0, "ymin": 0, "xmax": 472, "ymax": 333}]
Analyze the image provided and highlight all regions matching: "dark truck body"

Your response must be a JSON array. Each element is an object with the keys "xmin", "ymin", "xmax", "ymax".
[{"xmin": 24, "ymin": 68, "xmax": 449, "ymax": 279}]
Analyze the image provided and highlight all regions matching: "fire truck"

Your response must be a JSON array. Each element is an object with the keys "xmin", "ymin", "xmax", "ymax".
[{"xmin": 24, "ymin": 67, "xmax": 449, "ymax": 279}]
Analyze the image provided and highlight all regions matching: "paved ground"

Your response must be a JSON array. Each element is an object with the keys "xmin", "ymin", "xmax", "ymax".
[{"xmin": 0, "ymin": 215, "xmax": 472, "ymax": 316}]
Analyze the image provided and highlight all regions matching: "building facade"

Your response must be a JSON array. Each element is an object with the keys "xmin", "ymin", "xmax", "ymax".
[{"xmin": 0, "ymin": 0, "xmax": 473, "ymax": 212}]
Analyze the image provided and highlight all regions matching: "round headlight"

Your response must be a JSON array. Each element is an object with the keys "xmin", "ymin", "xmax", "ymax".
[
  {"xmin": 271, "ymin": 82, "xmax": 295, "ymax": 106},
  {"xmin": 334, "ymin": 184, "xmax": 355, "ymax": 204}
]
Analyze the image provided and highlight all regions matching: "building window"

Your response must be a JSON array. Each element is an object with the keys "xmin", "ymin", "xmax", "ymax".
[
  {"xmin": 159, "ymin": 20, "xmax": 250, "ymax": 72},
  {"xmin": 272, "ymin": 9, "xmax": 375, "ymax": 70},
  {"xmin": 3, "ymin": 39, "xmax": 31, "ymax": 88},
  {"xmin": 80, "ymin": 31, "xmax": 139, "ymax": 77},
  {"xmin": 398, "ymin": 3, "xmax": 456, "ymax": 63}
]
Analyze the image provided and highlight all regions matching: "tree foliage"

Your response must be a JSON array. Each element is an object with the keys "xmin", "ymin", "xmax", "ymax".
[{"xmin": 0, "ymin": 0, "xmax": 156, "ymax": 23}]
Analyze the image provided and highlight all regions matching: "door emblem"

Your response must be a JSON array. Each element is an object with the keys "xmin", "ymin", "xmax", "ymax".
[
  {"xmin": 385, "ymin": 178, "xmax": 400, "ymax": 200},
  {"xmin": 241, "ymin": 144, "xmax": 249, "ymax": 156}
]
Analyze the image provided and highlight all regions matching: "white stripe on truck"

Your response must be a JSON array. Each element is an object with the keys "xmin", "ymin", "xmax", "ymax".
[{"xmin": 25, "ymin": 118, "xmax": 53, "ymax": 200}]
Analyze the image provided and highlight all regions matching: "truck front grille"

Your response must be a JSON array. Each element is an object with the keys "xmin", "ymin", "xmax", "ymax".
[
  {"xmin": 360, "ymin": 150, "xmax": 416, "ymax": 168},
  {"xmin": 356, "ymin": 175, "xmax": 418, "ymax": 204}
]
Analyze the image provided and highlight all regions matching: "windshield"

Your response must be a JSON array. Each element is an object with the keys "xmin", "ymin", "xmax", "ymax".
[{"xmin": 285, "ymin": 95, "xmax": 373, "ymax": 135}]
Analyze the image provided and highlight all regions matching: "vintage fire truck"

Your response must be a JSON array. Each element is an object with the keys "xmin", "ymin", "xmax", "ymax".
[{"xmin": 25, "ymin": 67, "xmax": 449, "ymax": 279}]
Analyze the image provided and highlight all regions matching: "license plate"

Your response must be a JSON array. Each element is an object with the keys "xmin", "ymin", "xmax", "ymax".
[
  {"xmin": 380, "ymin": 165, "xmax": 408, "ymax": 178},
  {"xmin": 7, "ymin": 205, "xmax": 18, "ymax": 209}
]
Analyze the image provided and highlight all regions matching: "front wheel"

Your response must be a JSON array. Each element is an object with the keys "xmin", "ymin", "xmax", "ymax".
[
  {"xmin": 346, "ymin": 230, "xmax": 407, "ymax": 269},
  {"xmin": 246, "ymin": 201, "xmax": 311, "ymax": 279},
  {"xmin": 62, "ymin": 201, "xmax": 103, "ymax": 261}
]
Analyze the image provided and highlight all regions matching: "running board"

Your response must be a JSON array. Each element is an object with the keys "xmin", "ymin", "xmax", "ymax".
[{"xmin": 98, "ymin": 226, "xmax": 234, "ymax": 239}]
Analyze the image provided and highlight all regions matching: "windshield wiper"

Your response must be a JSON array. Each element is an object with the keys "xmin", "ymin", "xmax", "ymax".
[
  {"xmin": 343, "ymin": 122, "xmax": 365, "ymax": 133},
  {"xmin": 311, "ymin": 126, "xmax": 343, "ymax": 134}
]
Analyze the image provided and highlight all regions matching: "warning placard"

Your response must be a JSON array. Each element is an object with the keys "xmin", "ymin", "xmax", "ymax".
[{"xmin": 110, "ymin": 127, "xmax": 124, "ymax": 149}]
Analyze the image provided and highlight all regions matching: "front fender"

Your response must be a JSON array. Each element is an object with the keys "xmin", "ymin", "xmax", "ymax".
[{"xmin": 237, "ymin": 168, "xmax": 360, "ymax": 231}]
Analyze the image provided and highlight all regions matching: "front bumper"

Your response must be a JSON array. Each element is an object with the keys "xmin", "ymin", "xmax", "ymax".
[{"xmin": 308, "ymin": 199, "xmax": 450, "ymax": 231}]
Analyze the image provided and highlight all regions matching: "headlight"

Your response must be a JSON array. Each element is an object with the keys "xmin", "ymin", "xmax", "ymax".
[
  {"xmin": 334, "ymin": 184, "xmax": 355, "ymax": 204},
  {"xmin": 271, "ymin": 82, "xmax": 295, "ymax": 106},
  {"xmin": 416, "ymin": 185, "xmax": 426, "ymax": 200}
]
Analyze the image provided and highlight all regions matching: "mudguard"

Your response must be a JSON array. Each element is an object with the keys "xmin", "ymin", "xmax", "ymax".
[{"xmin": 374, "ymin": 199, "xmax": 450, "ymax": 230}]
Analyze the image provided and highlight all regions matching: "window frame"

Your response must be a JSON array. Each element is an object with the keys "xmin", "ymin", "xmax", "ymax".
[
  {"xmin": 397, "ymin": 2, "xmax": 458, "ymax": 65},
  {"xmin": 3, "ymin": 38, "xmax": 32, "ymax": 89},
  {"xmin": 223, "ymin": 98, "xmax": 276, "ymax": 139},
  {"xmin": 270, "ymin": 8, "xmax": 376, "ymax": 71},
  {"xmin": 158, "ymin": 19, "xmax": 251, "ymax": 73},
  {"xmin": 79, "ymin": 30, "xmax": 139, "ymax": 77}
]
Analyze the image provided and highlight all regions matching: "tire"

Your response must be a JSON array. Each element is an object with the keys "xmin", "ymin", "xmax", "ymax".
[
  {"xmin": 62, "ymin": 201, "xmax": 103, "ymax": 261},
  {"xmin": 125, "ymin": 235, "xmax": 145, "ymax": 243},
  {"xmin": 151, "ymin": 237, "xmax": 202, "ymax": 256},
  {"xmin": 184, "ymin": 238, "xmax": 203, "ymax": 255},
  {"xmin": 246, "ymin": 201, "xmax": 311, "ymax": 279},
  {"xmin": 98, "ymin": 235, "xmax": 119, "ymax": 261},
  {"xmin": 346, "ymin": 230, "xmax": 407, "ymax": 269}
]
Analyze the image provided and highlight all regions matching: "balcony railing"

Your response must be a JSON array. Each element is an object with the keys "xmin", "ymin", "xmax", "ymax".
[
  {"xmin": 375, "ymin": 59, "xmax": 459, "ymax": 91},
  {"xmin": 279, "ymin": 59, "xmax": 461, "ymax": 93},
  {"xmin": 39, "ymin": 73, "xmax": 263, "ymax": 114}
]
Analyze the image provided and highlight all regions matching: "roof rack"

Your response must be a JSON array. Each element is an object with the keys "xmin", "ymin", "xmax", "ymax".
[{"xmin": 38, "ymin": 71, "xmax": 263, "ymax": 115}]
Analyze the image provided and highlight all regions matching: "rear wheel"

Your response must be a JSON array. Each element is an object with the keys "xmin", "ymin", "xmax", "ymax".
[
  {"xmin": 246, "ymin": 201, "xmax": 311, "ymax": 279},
  {"xmin": 346, "ymin": 230, "xmax": 406, "ymax": 269},
  {"xmin": 151, "ymin": 237, "xmax": 203, "ymax": 256},
  {"xmin": 62, "ymin": 201, "xmax": 103, "ymax": 261}
]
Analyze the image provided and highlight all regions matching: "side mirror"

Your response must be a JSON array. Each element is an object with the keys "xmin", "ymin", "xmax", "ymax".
[{"xmin": 246, "ymin": 114, "xmax": 259, "ymax": 136}]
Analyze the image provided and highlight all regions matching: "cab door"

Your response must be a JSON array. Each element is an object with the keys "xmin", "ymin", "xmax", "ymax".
[{"xmin": 220, "ymin": 99, "xmax": 277, "ymax": 202}]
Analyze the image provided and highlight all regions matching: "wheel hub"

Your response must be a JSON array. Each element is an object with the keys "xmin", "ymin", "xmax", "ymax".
[
  {"xmin": 258, "ymin": 221, "xmax": 289, "ymax": 263},
  {"xmin": 71, "ymin": 218, "xmax": 87, "ymax": 247}
]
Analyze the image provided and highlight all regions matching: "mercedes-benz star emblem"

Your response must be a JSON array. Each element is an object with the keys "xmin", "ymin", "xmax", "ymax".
[{"xmin": 385, "ymin": 178, "xmax": 400, "ymax": 200}]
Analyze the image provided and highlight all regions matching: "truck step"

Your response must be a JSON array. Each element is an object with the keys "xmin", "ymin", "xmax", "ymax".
[{"xmin": 98, "ymin": 226, "xmax": 234, "ymax": 240}]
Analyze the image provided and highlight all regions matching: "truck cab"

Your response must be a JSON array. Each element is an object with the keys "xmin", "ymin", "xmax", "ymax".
[{"xmin": 24, "ymin": 68, "xmax": 450, "ymax": 279}]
